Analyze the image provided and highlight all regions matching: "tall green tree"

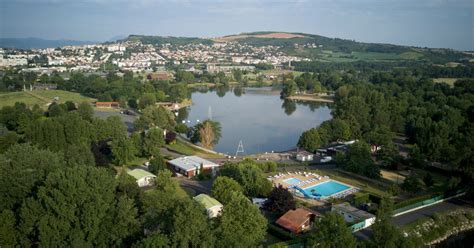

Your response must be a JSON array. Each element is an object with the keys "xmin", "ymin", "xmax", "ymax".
[
  {"xmin": 214, "ymin": 192, "xmax": 267, "ymax": 247},
  {"xmin": 298, "ymin": 128, "xmax": 323, "ymax": 152},
  {"xmin": 112, "ymin": 136, "xmax": 137, "ymax": 166},
  {"xmin": 143, "ymin": 128, "xmax": 165, "ymax": 157},
  {"xmin": 211, "ymin": 176, "xmax": 243, "ymax": 204},
  {"xmin": 370, "ymin": 197, "xmax": 399, "ymax": 248},
  {"xmin": 307, "ymin": 212, "xmax": 356, "ymax": 248},
  {"xmin": 77, "ymin": 102, "xmax": 94, "ymax": 121},
  {"xmin": 18, "ymin": 166, "xmax": 139, "ymax": 247},
  {"xmin": 264, "ymin": 185, "xmax": 296, "ymax": 216},
  {"xmin": 0, "ymin": 144, "xmax": 63, "ymax": 211}
]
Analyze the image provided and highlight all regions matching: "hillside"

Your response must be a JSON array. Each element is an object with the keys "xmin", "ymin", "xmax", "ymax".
[
  {"xmin": 123, "ymin": 32, "xmax": 471, "ymax": 64},
  {"xmin": 0, "ymin": 90, "xmax": 96, "ymax": 109}
]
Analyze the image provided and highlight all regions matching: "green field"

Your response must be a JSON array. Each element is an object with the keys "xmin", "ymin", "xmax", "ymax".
[
  {"xmin": 166, "ymin": 139, "xmax": 224, "ymax": 159},
  {"xmin": 0, "ymin": 90, "xmax": 96, "ymax": 109},
  {"xmin": 433, "ymin": 78, "xmax": 458, "ymax": 87}
]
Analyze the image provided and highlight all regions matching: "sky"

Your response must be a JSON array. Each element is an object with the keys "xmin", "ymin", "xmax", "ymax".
[{"xmin": 1, "ymin": 0, "xmax": 473, "ymax": 50}]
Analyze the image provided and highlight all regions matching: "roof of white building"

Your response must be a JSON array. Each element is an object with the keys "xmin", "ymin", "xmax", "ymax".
[{"xmin": 167, "ymin": 156, "xmax": 219, "ymax": 171}]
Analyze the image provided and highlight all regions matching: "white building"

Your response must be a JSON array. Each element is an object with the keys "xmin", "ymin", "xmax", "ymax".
[
  {"xmin": 296, "ymin": 150, "xmax": 314, "ymax": 162},
  {"xmin": 167, "ymin": 156, "xmax": 220, "ymax": 178},
  {"xmin": 193, "ymin": 194, "xmax": 223, "ymax": 218},
  {"xmin": 127, "ymin": 169, "xmax": 156, "ymax": 187},
  {"xmin": 331, "ymin": 203, "xmax": 376, "ymax": 231}
]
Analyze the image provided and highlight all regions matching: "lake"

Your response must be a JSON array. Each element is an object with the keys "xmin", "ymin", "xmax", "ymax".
[{"xmin": 179, "ymin": 86, "xmax": 332, "ymax": 155}]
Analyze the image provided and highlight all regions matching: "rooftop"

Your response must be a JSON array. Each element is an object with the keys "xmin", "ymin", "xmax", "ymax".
[
  {"xmin": 276, "ymin": 207, "xmax": 321, "ymax": 232},
  {"xmin": 127, "ymin": 169, "xmax": 156, "ymax": 180},
  {"xmin": 168, "ymin": 156, "xmax": 218, "ymax": 171},
  {"xmin": 332, "ymin": 203, "xmax": 375, "ymax": 220},
  {"xmin": 193, "ymin": 194, "xmax": 223, "ymax": 209}
]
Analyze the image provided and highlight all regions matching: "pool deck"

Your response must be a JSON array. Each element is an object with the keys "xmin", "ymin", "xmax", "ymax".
[
  {"xmin": 270, "ymin": 171, "xmax": 331, "ymax": 190},
  {"xmin": 268, "ymin": 171, "xmax": 357, "ymax": 201}
]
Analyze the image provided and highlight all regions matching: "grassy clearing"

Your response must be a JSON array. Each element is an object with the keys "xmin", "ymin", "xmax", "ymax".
[
  {"xmin": 381, "ymin": 170, "xmax": 406, "ymax": 184},
  {"xmin": 318, "ymin": 169, "xmax": 390, "ymax": 197},
  {"xmin": 166, "ymin": 140, "xmax": 224, "ymax": 159},
  {"xmin": 433, "ymin": 78, "xmax": 458, "ymax": 87},
  {"xmin": 0, "ymin": 90, "xmax": 95, "ymax": 109}
]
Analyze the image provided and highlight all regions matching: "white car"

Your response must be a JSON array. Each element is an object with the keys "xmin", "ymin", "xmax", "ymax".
[{"xmin": 320, "ymin": 156, "xmax": 332, "ymax": 163}]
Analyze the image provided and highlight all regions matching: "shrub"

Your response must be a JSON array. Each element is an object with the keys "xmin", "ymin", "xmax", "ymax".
[{"xmin": 353, "ymin": 192, "xmax": 370, "ymax": 207}]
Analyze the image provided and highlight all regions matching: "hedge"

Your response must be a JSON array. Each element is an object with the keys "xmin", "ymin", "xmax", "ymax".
[{"xmin": 267, "ymin": 223, "xmax": 297, "ymax": 240}]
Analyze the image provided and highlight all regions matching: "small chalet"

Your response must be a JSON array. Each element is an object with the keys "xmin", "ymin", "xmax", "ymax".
[
  {"xmin": 295, "ymin": 150, "xmax": 314, "ymax": 162},
  {"xmin": 147, "ymin": 72, "xmax": 170, "ymax": 81},
  {"xmin": 331, "ymin": 203, "xmax": 376, "ymax": 231},
  {"xmin": 95, "ymin": 101, "xmax": 120, "ymax": 108},
  {"xmin": 167, "ymin": 156, "xmax": 220, "ymax": 178},
  {"xmin": 127, "ymin": 169, "xmax": 157, "ymax": 187},
  {"xmin": 193, "ymin": 194, "xmax": 223, "ymax": 218},
  {"xmin": 276, "ymin": 207, "xmax": 321, "ymax": 234}
]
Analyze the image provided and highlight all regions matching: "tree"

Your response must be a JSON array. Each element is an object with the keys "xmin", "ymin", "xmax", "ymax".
[
  {"xmin": 188, "ymin": 120, "xmax": 221, "ymax": 148},
  {"xmin": 220, "ymin": 160, "xmax": 272, "ymax": 197},
  {"xmin": 132, "ymin": 234, "xmax": 170, "ymax": 248},
  {"xmin": 18, "ymin": 166, "xmax": 139, "ymax": 247},
  {"xmin": 0, "ymin": 210, "xmax": 19, "ymax": 246},
  {"xmin": 138, "ymin": 93, "xmax": 157, "ymax": 109},
  {"xmin": 143, "ymin": 128, "xmax": 165, "ymax": 157},
  {"xmin": 214, "ymin": 192, "xmax": 267, "ymax": 247},
  {"xmin": 342, "ymin": 141, "xmax": 380, "ymax": 179},
  {"xmin": 264, "ymin": 185, "xmax": 296, "ymax": 216},
  {"xmin": 307, "ymin": 212, "xmax": 356, "ymax": 248},
  {"xmin": 402, "ymin": 173, "xmax": 424, "ymax": 193},
  {"xmin": 77, "ymin": 102, "xmax": 94, "ymax": 121},
  {"xmin": 211, "ymin": 176, "xmax": 243, "ymax": 204},
  {"xmin": 64, "ymin": 143, "xmax": 95, "ymax": 167},
  {"xmin": 298, "ymin": 128, "xmax": 323, "ymax": 152},
  {"xmin": 370, "ymin": 197, "xmax": 400, "ymax": 248},
  {"xmin": 149, "ymin": 155, "xmax": 167, "ymax": 175},
  {"xmin": 161, "ymin": 198, "xmax": 214, "ymax": 247},
  {"xmin": 0, "ymin": 144, "xmax": 63, "ymax": 211},
  {"xmin": 280, "ymin": 80, "xmax": 297, "ymax": 98},
  {"xmin": 199, "ymin": 121, "xmax": 216, "ymax": 149},
  {"xmin": 112, "ymin": 136, "xmax": 137, "ymax": 166},
  {"xmin": 135, "ymin": 106, "xmax": 175, "ymax": 131}
]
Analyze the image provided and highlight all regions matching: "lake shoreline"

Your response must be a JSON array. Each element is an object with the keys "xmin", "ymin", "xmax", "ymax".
[{"xmin": 286, "ymin": 95, "xmax": 334, "ymax": 103}]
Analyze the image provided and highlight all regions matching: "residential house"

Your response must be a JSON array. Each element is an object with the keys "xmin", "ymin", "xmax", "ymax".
[
  {"xmin": 193, "ymin": 194, "xmax": 223, "ymax": 218},
  {"xmin": 127, "ymin": 169, "xmax": 157, "ymax": 187},
  {"xmin": 167, "ymin": 156, "xmax": 220, "ymax": 178},
  {"xmin": 295, "ymin": 150, "xmax": 314, "ymax": 162},
  {"xmin": 276, "ymin": 207, "xmax": 321, "ymax": 234},
  {"xmin": 331, "ymin": 203, "xmax": 376, "ymax": 231}
]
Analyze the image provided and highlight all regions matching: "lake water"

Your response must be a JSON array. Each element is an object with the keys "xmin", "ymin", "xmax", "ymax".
[{"xmin": 180, "ymin": 86, "xmax": 332, "ymax": 155}]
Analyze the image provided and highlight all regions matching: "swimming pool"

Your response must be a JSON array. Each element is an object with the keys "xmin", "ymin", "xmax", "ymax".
[
  {"xmin": 302, "ymin": 180, "xmax": 350, "ymax": 198},
  {"xmin": 283, "ymin": 178, "xmax": 302, "ymax": 185}
]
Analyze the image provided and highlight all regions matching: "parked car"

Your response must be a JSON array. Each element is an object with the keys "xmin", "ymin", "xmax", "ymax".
[{"xmin": 320, "ymin": 156, "xmax": 332, "ymax": 163}]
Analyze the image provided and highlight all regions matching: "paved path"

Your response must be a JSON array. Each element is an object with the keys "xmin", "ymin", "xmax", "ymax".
[
  {"xmin": 176, "ymin": 177, "xmax": 213, "ymax": 195},
  {"xmin": 355, "ymin": 198, "xmax": 472, "ymax": 240}
]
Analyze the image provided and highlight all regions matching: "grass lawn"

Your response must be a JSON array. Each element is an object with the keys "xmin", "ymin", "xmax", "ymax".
[
  {"xmin": 166, "ymin": 140, "xmax": 224, "ymax": 159},
  {"xmin": 319, "ymin": 169, "xmax": 390, "ymax": 197},
  {"xmin": 127, "ymin": 157, "xmax": 148, "ymax": 167},
  {"xmin": 0, "ymin": 90, "xmax": 95, "ymax": 109}
]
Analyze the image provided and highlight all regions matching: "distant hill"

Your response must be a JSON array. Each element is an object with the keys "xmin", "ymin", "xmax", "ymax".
[
  {"xmin": 0, "ymin": 38, "xmax": 97, "ymax": 49},
  {"xmin": 122, "ymin": 32, "xmax": 470, "ymax": 64}
]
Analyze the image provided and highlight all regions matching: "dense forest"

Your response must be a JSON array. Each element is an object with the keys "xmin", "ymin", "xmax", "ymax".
[{"xmin": 293, "ymin": 66, "xmax": 474, "ymax": 195}]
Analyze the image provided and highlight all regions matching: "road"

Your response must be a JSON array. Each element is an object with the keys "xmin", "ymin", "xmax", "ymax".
[{"xmin": 355, "ymin": 198, "xmax": 472, "ymax": 240}]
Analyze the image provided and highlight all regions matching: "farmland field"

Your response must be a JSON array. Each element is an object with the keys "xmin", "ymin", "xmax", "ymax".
[
  {"xmin": 433, "ymin": 78, "xmax": 458, "ymax": 86},
  {"xmin": 0, "ymin": 90, "xmax": 96, "ymax": 109}
]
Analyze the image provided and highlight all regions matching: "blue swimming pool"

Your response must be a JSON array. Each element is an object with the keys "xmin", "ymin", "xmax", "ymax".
[
  {"xmin": 283, "ymin": 178, "xmax": 302, "ymax": 185},
  {"xmin": 302, "ymin": 180, "xmax": 350, "ymax": 198}
]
